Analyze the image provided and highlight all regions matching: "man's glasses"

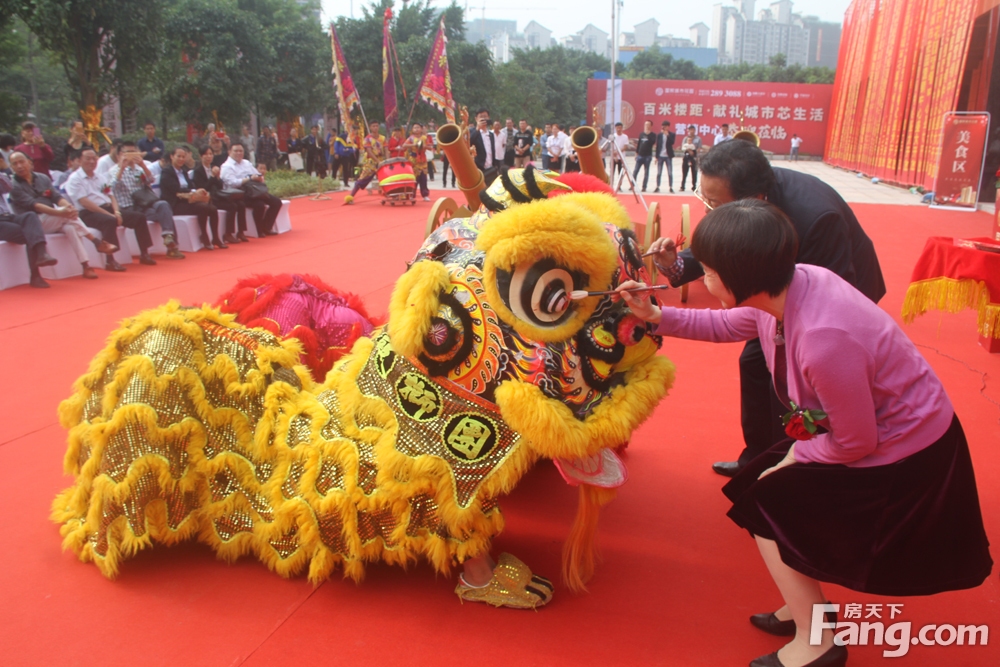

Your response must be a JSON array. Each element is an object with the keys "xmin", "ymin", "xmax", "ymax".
[{"xmin": 694, "ymin": 184, "xmax": 719, "ymax": 211}]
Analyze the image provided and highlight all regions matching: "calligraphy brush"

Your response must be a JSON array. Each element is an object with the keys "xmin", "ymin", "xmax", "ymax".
[
  {"xmin": 569, "ymin": 285, "xmax": 670, "ymax": 300},
  {"xmin": 641, "ymin": 232, "xmax": 688, "ymax": 257}
]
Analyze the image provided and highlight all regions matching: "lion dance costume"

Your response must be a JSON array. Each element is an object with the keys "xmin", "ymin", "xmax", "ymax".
[{"xmin": 52, "ymin": 167, "xmax": 675, "ymax": 609}]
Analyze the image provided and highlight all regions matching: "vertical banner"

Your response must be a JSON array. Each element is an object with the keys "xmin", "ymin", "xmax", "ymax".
[
  {"xmin": 416, "ymin": 17, "xmax": 455, "ymax": 123},
  {"xmin": 930, "ymin": 112, "xmax": 990, "ymax": 211},
  {"xmin": 331, "ymin": 24, "xmax": 365, "ymax": 128},
  {"xmin": 382, "ymin": 8, "xmax": 398, "ymax": 129}
]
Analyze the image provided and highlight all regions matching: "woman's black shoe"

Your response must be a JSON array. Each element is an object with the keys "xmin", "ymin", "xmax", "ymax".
[
  {"xmin": 750, "ymin": 612, "xmax": 796, "ymax": 637},
  {"xmin": 199, "ymin": 234, "xmax": 214, "ymax": 250},
  {"xmin": 749, "ymin": 644, "xmax": 847, "ymax": 667},
  {"xmin": 751, "ymin": 604, "xmax": 837, "ymax": 637}
]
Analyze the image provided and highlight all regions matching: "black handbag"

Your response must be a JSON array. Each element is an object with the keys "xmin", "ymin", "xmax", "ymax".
[
  {"xmin": 130, "ymin": 186, "xmax": 159, "ymax": 210},
  {"xmin": 242, "ymin": 180, "xmax": 269, "ymax": 199},
  {"xmin": 218, "ymin": 188, "xmax": 245, "ymax": 201}
]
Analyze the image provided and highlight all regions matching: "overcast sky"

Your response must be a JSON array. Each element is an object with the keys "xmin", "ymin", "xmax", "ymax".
[{"xmin": 320, "ymin": 0, "xmax": 854, "ymax": 41}]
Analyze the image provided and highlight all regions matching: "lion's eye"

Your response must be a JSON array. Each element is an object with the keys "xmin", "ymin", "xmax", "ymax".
[{"xmin": 497, "ymin": 258, "xmax": 585, "ymax": 327}]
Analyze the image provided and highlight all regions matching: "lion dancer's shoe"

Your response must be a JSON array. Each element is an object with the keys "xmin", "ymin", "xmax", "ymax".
[{"xmin": 455, "ymin": 553, "xmax": 554, "ymax": 609}]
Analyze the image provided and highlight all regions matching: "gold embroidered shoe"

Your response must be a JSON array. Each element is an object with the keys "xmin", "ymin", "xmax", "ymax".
[{"xmin": 454, "ymin": 553, "xmax": 554, "ymax": 609}]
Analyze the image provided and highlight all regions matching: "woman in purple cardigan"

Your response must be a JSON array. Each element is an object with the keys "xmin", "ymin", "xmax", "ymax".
[{"xmin": 618, "ymin": 200, "xmax": 991, "ymax": 667}]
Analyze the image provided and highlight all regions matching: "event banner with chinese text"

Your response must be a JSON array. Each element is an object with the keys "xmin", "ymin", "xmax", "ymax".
[
  {"xmin": 931, "ymin": 112, "xmax": 990, "ymax": 210},
  {"xmin": 587, "ymin": 79, "xmax": 833, "ymax": 156}
]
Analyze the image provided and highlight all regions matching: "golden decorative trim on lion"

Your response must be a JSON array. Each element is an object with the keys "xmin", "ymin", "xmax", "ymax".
[{"xmin": 52, "ymin": 168, "xmax": 675, "ymax": 609}]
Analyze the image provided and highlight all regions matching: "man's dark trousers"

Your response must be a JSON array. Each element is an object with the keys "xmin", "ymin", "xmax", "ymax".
[{"xmin": 737, "ymin": 338, "xmax": 787, "ymax": 466}]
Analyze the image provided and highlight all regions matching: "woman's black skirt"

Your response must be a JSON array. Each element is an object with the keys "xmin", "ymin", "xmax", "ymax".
[{"xmin": 724, "ymin": 414, "xmax": 993, "ymax": 596}]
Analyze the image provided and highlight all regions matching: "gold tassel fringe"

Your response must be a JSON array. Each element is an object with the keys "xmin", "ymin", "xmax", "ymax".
[{"xmin": 901, "ymin": 277, "xmax": 1000, "ymax": 339}]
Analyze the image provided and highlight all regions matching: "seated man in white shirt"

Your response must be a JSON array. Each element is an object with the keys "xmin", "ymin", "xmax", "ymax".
[
  {"xmin": 95, "ymin": 141, "xmax": 119, "ymax": 184},
  {"xmin": 220, "ymin": 143, "xmax": 283, "ymax": 236},
  {"xmin": 65, "ymin": 147, "xmax": 156, "ymax": 270}
]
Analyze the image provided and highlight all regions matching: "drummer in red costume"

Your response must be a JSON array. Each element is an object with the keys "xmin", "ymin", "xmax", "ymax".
[
  {"xmin": 387, "ymin": 126, "xmax": 407, "ymax": 159},
  {"xmin": 406, "ymin": 122, "xmax": 433, "ymax": 202},
  {"xmin": 344, "ymin": 120, "xmax": 387, "ymax": 204}
]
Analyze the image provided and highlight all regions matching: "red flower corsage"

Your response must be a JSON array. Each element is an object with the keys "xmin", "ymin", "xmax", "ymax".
[
  {"xmin": 101, "ymin": 185, "xmax": 111, "ymax": 195},
  {"xmin": 43, "ymin": 189, "xmax": 52, "ymax": 198},
  {"xmin": 782, "ymin": 401, "xmax": 827, "ymax": 440},
  {"xmin": 139, "ymin": 173, "xmax": 147, "ymax": 183}
]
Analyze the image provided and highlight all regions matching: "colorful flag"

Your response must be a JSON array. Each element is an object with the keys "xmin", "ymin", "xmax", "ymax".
[
  {"xmin": 330, "ymin": 24, "xmax": 364, "ymax": 127},
  {"xmin": 417, "ymin": 17, "xmax": 456, "ymax": 123},
  {"xmin": 382, "ymin": 8, "xmax": 398, "ymax": 129}
]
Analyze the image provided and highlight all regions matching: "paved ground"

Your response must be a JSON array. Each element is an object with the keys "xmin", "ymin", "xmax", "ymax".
[
  {"xmin": 409, "ymin": 156, "xmax": 930, "ymax": 206},
  {"xmin": 331, "ymin": 155, "xmax": 997, "ymax": 212}
]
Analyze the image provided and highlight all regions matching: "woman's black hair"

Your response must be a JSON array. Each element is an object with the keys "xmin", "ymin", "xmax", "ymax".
[
  {"xmin": 199, "ymin": 145, "xmax": 213, "ymax": 156},
  {"xmin": 699, "ymin": 140, "xmax": 777, "ymax": 200},
  {"xmin": 691, "ymin": 199, "xmax": 798, "ymax": 305}
]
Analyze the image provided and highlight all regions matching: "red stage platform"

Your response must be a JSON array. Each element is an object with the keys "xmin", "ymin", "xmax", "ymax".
[{"xmin": 0, "ymin": 192, "xmax": 996, "ymax": 666}]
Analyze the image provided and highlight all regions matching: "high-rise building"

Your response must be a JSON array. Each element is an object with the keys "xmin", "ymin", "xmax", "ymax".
[
  {"xmin": 523, "ymin": 21, "xmax": 553, "ymax": 49},
  {"xmin": 711, "ymin": 0, "xmax": 826, "ymax": 67},
  {"xmin": 800, "ymin": 16, "xmax": 841, "ymax": 68},
  {"xmin": 464, "ymin": 18, "xmax": 554, "ymax": 64},
  {"xmin": 711, "ymin": 4, "xmax": 739, "ymax": 58},
  {"xmin": 563, "ymin": 24, "xmax": 611, "ymax": 59},
  {"xmin": 690, "ymin": 22, "xmax": 710, "ymax": 48}
]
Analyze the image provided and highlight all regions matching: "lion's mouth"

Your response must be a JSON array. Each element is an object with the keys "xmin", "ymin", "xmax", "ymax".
[{"xmin": 494, "ymin": 352, "xmax": 675, "ymax": 462}]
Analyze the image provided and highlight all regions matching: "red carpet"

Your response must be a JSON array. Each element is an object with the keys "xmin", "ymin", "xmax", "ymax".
[{"xmin": 1, "ymin": 191, "xmax": 997, "ymax": 666}]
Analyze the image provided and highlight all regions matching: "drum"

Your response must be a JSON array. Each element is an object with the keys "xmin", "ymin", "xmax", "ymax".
[{"xmin": 377, "ymin": 158, "xmax": 416, "ymax": 194}]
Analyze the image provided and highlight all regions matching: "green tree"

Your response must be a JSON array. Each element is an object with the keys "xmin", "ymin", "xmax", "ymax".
[
  {"xmin": 0, "ymin": 17, "xmax": 77, "ymax": 131},
  {"xmin": 503, "ymin": 46, "xmax": 610, "ymax": 127},
  {"xmin": 12, "ymin": 0, "xmax": 165, "ymax": 109},
  {"xmin": 703, "ymin": 58, "xmax": 834, "ymax": 84},
  {"xmin": 492, "ymin": 62, "xmax": 548, "ymax": 126},
  {"xmin": 256, "ymin": 1, "xmax": 334, "ymax": 122},
  {"xmin": 159, "ymin": 0, "xmax": 273, "ymax": 130},
  {"xmin": 622, "ymin": 47, "xmax": 699, "ymax": 80}
]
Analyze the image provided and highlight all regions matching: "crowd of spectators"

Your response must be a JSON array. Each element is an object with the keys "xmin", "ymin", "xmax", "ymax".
[{"xmin": 1, "ymin": 120, "xmax": 284, "ymax": 288}]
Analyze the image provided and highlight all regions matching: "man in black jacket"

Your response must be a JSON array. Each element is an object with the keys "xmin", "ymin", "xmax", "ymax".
[
  {"xmin": 304, "ymin": 125, "xmax": 329, "ymax": 179},
  {"xmin": 647, "ymin": 140, "xmax": 885, "ymax": 477},
  {"xmin": 654, "ymin": 120, "xmax": 676, "ymax": 193},
  {"xmin": 631, "ymin": 120, "xmax": 655, "ymax": 192},
  {"xmin": 160, "ymin": 147, "xmax": 224, "ymax": 249},
  {"xmin": 469, "ymin": 107, "xmax": 499, "ymax": 186}
]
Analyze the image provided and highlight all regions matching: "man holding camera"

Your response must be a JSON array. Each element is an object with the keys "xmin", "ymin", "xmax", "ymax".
[
  {"xmin": 108, "ymin": 141, "xmax": 186, "ymax": 259},
  {"xmin": 469, "ymin": 107, "xmax": 499, "ymax": 187}
]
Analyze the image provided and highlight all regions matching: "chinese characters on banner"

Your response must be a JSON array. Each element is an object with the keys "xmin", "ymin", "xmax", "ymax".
[
  {"xmin": 930, "ymin": 112, "xmax": 990, "ymax": 210},
  {"xmin": 587, "ymin": 79, "xmax": 833, "ymax": 156}
]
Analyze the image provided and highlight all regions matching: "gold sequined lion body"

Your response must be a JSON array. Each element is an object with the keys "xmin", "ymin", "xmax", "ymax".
[{"xmin": 52, "ymin": 182, "xmax": 675, "ymax": 589}]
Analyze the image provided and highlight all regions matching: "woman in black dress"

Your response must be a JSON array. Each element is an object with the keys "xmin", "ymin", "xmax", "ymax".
[{"xmin": 192, "ymin": 146, "xmax": 247, "ymax": 244}]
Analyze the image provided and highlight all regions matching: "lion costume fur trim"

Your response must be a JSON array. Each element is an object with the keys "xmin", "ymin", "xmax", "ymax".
[{"xmin": 51, "ymin": 303, "xmax": 549, "ymax": 584}]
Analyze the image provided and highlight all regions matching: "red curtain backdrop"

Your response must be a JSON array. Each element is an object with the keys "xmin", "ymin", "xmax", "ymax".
[{"xmin": 825, "ymin": 0, "xmax": 981, "ymax": 189}]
